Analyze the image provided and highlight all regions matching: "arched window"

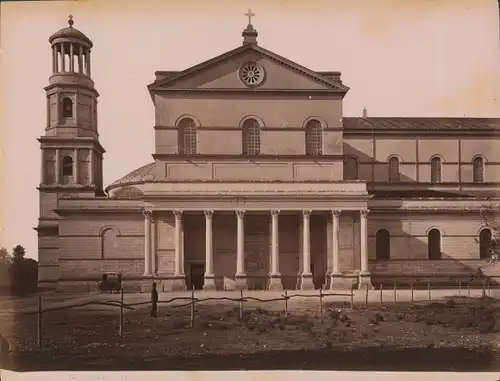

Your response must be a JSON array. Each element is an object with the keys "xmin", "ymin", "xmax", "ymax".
[
  {"xmin": 178, "ymin": 118, "xmax": 197, "ymax": 155},
  {"xmin": 62, "ymin": 155, "xmax": 73, "ymax": 177},
  {"xmin": 305, "ymin": 119, "xmax": 323, "ymax": 156},
  {"xmin": 102, "ymin": 228, "xmax": 118, "ymax": 258},
  {"xmin": 242, "ymin": 118, "xmax": 261, "ymax": 156},
  {"xmin": 473, "ymin": 156, "xmax": 484, "ymax": 183},
  {"xmin": 479, "ymin": 228, "xmax": 492, "ymax": 259},
  {"xmin": 375, "ymin": 229, "xmax": 390, "ymax": 260},
  {"xmin": 428, "ymin": 228, "xmax": 441, "ymax": 260},
  {"xmin": 344, "ymin": 156, "xmax": 359, "ymax": 180},
  {"xmin": 62, "ymin": 97, "xmax": 73, "ymax": 118},
  {"xmin": 430, "ymin": 156, "xmax": 442, "ymax": 183},
  {"xmin": 389, "ymin": 156, "xmax": 400, "ymax": 182}
]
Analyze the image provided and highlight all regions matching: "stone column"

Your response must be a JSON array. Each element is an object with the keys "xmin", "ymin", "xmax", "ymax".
[
  {"xmin": 78, "ymin": 45, "xmax": 83, "ymax": 73},
  {"xmin": 301, "ymin": 210, "xmax": 314, "ymax": 290},
  {"xmin": 61, "ymin": 43, "xmax": 66, "ymax": 72},
  {"xmin": 203, "ymin": 209, "xmax": 216, "ymax": 290},
  {"xmin": 358, "ymin": 209, "xmax": 373, "ymax": 289},
  {"xmin": 142, "ymin": 210, "xmax": 152, "ymax": 276},
  {"xmin": 52, "ymin": 45, "xmax": 57, "ymax": 73},
  {"xmin": 69, "ymin": 43, "xmax": 74, "ymax": 72},
  {"xmin": 55, "ymin": 148, "xmax": 60, "ymax": 184},
  {"xmin": 86, "ymin": 49, "xmax": 91, "ymax": 77},
  {"xmin": 330, "ymin": 209, "xmax": 343, "ymax": 289},
  {"xmin": 40, "ymin": 149, "xmax": 44, "ymax": 185},
  {"xmin": 235, "ymin": 209, "xmax": 247, "ymax": 289},
  {"xmin": 89, "ymin": 149, "xmax": 94, "ymax": 185},
  {"xmin": 151, "ymin": 214, "xmax": 157, "ymax": 275},
  {"xmin": 73, "ymin": 148, "xmax": 79, "ymax": 184},
  {"xmin": 172, "ymin": 210, "xmax": 186, "ymax": 290},
  {"xmin": 269, "ymin": 209, "xmax": 283, "ymax": 290}
]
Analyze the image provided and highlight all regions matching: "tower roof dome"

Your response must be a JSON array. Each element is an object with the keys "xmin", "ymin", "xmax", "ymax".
[{"xmin": 49, "ymin": 15, "xmax": 92, "ymax": 47}]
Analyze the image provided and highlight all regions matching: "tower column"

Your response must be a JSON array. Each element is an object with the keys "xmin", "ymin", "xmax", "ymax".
[
  {"xmin": 61, "ymin": 43, "xmax": 66, "ymax": 72},
  {"xmin": 69, "ymin": 43, "xmax": 74, "ymax": 72},
  {"xmin": 203, "ymin": 209, "xmax": 216, "ymax": 290},
  {"xmin": 73, "ymin": 148, "xmax": 79, "ymax": 184},
  {"xmin": 89, "ymin": 149, "xmax": 94, "ymax": 184},
  {"xmin": 52, "ymin": 45, "xmax": 57, "ymax": 73},
  {"xmin": 40, "ymin": 149, "xmax": 44, "ymax": 185},
  {"xmin": 151, "ymin": 214, "xmax": 157, "ymax": 275},
  {"xmin": 78, "ymin": 45, "xmax": 83, "ymax": 73},
  {"xmin": 55, "ymin": 148, "xmax": 60, "ymax": 184}
]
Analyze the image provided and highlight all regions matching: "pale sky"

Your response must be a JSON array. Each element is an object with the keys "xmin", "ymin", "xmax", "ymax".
[{"xmin": 1, "ymin": 0, "xmax": 500, "ymax": 260}]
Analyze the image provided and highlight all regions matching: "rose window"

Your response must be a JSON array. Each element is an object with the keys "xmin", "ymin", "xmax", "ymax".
[{"xmin": 239, "ymin": 61, "xmax": 265, "ymax": 87}]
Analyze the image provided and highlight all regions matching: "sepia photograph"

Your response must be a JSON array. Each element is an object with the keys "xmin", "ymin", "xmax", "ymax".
[{"xmin": 1, "ymin": 0, "xmax": 500, "ymax": 375}]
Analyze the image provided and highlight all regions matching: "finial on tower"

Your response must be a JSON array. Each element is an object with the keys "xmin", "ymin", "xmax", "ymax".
[
  {"xmin": 242, "ymin": 8, "xmax": 258, "ymax": 45},
  {"xmin": 68, "ymin": 14, "xmax": 74, "ymax": 28},
  {"xmin": 362, "ymin": 105, "xmax": 368, "ymax": 118},
  {"xmin": 245, "ymin": 8, "xmax": 255, "ymax": 26}
]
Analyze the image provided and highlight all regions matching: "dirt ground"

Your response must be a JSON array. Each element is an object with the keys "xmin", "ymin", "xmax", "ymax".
[{"xmin": 1, "ymin": 295, "xmax": 500, "ymax": 371}]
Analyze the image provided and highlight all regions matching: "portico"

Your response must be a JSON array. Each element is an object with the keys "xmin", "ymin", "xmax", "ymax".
[{"xmin": 140, "ymin": 181, "xmax": 371, "ymax": 291}]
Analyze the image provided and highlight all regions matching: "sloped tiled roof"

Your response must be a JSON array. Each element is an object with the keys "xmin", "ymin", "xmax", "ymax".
[
  {"xmin": 343, "ymin": 118, "xmax": 500, "ymax": 131},
  {"xmin": 371, "ymin": 190, "xmax": 500, "ymax": 199},
  {"xmin": 105, "ymin": 162, "xmax": 156, "ymax": 192}
]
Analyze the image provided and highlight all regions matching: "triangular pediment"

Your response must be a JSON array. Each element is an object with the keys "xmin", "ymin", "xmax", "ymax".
[{"xmin": 148, "ymin": 44, "xmax": 349, "ymax": 93}]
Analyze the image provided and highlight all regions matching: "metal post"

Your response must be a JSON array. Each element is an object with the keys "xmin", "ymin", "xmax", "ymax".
[
  {"xmin": 119, "ymin": 288, "xmax": 124, "ymax": 336},
  {"xmin": 37, "ymin": 295, "xmax": 42, "ymax": 349}
]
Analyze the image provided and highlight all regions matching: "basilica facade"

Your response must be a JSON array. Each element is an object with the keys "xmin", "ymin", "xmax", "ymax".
[{"xmin": 37, "ymin": 16, "xmax": 500, "ymax": 293}]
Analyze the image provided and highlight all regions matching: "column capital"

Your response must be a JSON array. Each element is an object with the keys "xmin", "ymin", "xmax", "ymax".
[
  {"xmin": 271, "ymin": 209, "xmax": 280, "ymax": 217},
  {"xmin": 331, "ymin": 209, "xmax": 341, "ymax": 218},
  {"xmin": 173, "ymin": 210, "xmax": 183, "ymax": 219},
  {"xmin": 235, "ymin": 209, "xmax": 245, "ymax": 218},
  {"xmin": 302, "ymin": 209, "xmax": 312, "ymax": 218},
  {"xmin": 141, "ymin": 208, "xmax": 153, "ymax": 221},
  {"xmin": 360, "ymin": 209, "xmax": 370, "ymax": 218},
  {"xmin": 204, "ymin": 209, "xmax": 214, "ymax": 219}
]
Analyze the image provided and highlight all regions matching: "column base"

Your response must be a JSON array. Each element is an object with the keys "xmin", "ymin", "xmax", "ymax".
[
  {"xmin": 358, "ymin": 272, "xmax": 374, "ymax": 290},
  {"xmin": 268, "ymin": 274, "xmax": 283, "ymax": 291},
  {"xmin": 203, "ymin": 274, "xmax": 216, "ymax": 291},
  {"xmin": 300, "ymin": 273, "xmax": 314, "ymax": 290},
  {"xmin": 171, "ymin": 274, "xmax": 187, "ymax": 291},
  {"xmin": 330, "ymin": 272, "xmax": 354, "ymax": 290},
  {"xmin": 235, "ymin": 274, "xmax": 248, "ymax": 290}
]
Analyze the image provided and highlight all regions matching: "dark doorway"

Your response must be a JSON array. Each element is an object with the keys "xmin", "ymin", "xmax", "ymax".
[
  {"xmin": 480, "ymin": 229, "xmax": 492, "ymax": 259},
  {"xmin": 189, "ymin": 264, "xmax": 205, "ymax": 290},
  {"xmin": 376, "ymin": 229, "xmax": 390, "ymax": 260}
]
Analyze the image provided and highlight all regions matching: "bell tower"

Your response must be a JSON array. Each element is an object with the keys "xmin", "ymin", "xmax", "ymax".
[
  {"xmin": 39, "ymin": 15, "xmax": 105, "ymax": 194},
  {"xmin": 37, "ymin": 16, "xmax": 105, "ymax": 289}
]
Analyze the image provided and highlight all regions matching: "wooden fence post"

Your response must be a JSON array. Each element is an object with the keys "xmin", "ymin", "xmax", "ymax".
[
  {"xmin": 284, "ymin": 290, "xmax": 288, "ymax": 319},
  {"xmin": 411, "ymin": 283, "xmax": 414, "ymax": 302},
  {"xmin": 190, "ymin": 287, "xmax": 195, "ymax": 328},
  {"xmin": 319, "ymin": 288, "xmax": 323, "ymax": 314},
  {"xmin": 468, "ymin": 282, "xmax": 471, "ymax": 298},
  {"xmin": 350, "ymin": 288, "xmax": 354, "ymax": 309},
  {"xmin": 239, "ymin": 290, "xmax": 243, "ymax": 321},
  {"xmin": 365, "ymin": 283, "xmax": 369, "ymax": 305},
  {"xmin": 487, "ymin": 282, "xmax": 491, "ymax": 297},
  {"xmin": 379, "ymin": 284, "xmax": 383, "ymax": 304},
  {"xmin": 119, "ymin": 288, "xmax": 124, "ymax": 336},
  {"xmin": 427, "ymin": 282, "xmax": 431, "ymax": 301},
  {"xmin": 393, "ymin": 283, "xmax": 397, "ymax": 303},
  {"xmin": 37, "ymin": 295, "xmax": 42, "ymax": 349},
  {"xmin": 458, "ymin": 280, "xmax": 462, "ymax": 296}
]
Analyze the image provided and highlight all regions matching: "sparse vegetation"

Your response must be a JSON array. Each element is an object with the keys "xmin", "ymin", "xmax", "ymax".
[{"xmin": 1, "ymin": 295, "xmax": 500, "ymax": 370}]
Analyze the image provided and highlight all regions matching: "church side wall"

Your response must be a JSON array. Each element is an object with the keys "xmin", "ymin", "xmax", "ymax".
[
  {"xmin": 367, "ymin": 213, "xmax": 494, "ymax": 280},
  {"xmin": 344, "ymin": 136, "xmax": 500, "ymax": 182}
]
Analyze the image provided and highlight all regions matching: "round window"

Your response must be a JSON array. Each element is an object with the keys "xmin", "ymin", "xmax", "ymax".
[{"xmin": 239, "ymin": 61, "xmax": 265, "ymax": 87}]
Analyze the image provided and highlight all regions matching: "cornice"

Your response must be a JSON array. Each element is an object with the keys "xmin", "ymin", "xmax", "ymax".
[{"xmin": 344, "ymin": 129, "xmax": 500, "ymax": 137}]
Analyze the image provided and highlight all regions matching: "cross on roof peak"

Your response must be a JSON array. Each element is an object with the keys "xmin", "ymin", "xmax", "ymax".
[{"xmin": 244, "ymin": 8, "xmax": 255, "ymax": 25}]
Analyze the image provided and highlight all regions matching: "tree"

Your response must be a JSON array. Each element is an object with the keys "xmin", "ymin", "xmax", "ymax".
[
  {"xmin": 477, "ymin": 203, "xmax": 500, "ymax": 264},
  {"xmin": 11, "ymin": 245, "xmax": 26, "ymax": 262},
  {"xmin": 0, "ymin": 247, "xmax": 11, "ymax": 264}
]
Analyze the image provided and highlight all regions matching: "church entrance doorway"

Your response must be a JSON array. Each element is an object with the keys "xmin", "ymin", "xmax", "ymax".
[{"xmin": 189, "ymin": 263, "xmax": 205, "ymax": 290}]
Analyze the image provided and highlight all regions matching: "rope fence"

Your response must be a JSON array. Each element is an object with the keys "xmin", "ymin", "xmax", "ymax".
[{"xmin": 14, "ymin": 280, "xmax": 498, "ymax": 351}]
